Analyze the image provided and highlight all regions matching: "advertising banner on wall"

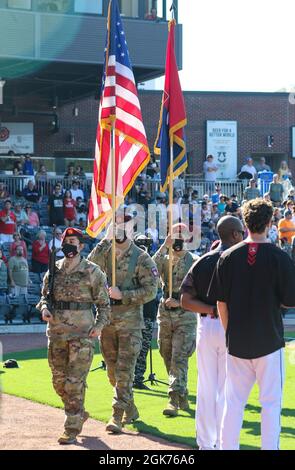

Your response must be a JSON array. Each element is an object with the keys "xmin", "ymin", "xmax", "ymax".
[
  {"xmin": 206, "ymin": 121, "xmax": 237, "ymax": 179},
  {"xmin": 0, "ymin": 122, "xmax": 34, "ymax": 154}
]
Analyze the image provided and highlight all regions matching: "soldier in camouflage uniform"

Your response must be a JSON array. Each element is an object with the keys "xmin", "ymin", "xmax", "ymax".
[
  {"xmin": 153, "ymin": 224, "xmax": 198, "ymax": 416},
  {"xmin": 88, "ymin": 213, "xmax": 159, "ymax": 433},
  {"xmin": 37, "ymin": 228, "xmax": 110, "ymax": 445}
]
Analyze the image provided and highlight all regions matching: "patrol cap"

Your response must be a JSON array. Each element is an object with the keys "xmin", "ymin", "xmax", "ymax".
[
  {"xmin": 61, "ymin": 227, "xmax": 84, "ymax": 245},
  {"xmin": 115, "ymin": 204, "xmax": 134, "ymax": 223},
  {"xmin": 3, "ymin": 359, "xmax": 19, "ymax": 369}
]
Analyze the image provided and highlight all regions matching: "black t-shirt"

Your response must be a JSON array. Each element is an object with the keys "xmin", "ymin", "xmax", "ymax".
[
  {"xmin": 215, "ymin": 241, "xmax": 295, "ymax": 359},
  {"xmin": 225, "ymin": 201, "xmax": 239, "ymax": 213},
  {"xmin": 181, "ymin": 247, "xmax": 222, "ymax": 306}
]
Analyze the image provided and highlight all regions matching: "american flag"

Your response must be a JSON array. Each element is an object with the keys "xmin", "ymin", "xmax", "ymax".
[{"xmin": 87, "ymin": 0, "xmax": 150, "ymax": 237}]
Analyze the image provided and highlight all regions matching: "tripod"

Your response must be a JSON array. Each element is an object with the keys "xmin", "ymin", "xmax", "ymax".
[
  {"xmin": 142, "ymin": 343, "xmax": 168, "ymax": 387},
  {"xmin": 90, "ymin": 341, "xmax": 107, "ymax": 372}
]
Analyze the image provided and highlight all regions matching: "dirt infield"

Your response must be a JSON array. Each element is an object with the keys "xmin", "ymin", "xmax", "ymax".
[
  {"xmin": 0, "ymin": 395, "xmax": 191, "ymax": 451},
  {"xmin": 0, "ymin": 335, "xmax": 192, "ymax": 451}
]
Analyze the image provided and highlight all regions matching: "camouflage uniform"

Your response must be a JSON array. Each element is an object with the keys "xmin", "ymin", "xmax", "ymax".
[
  {"xmin": 153, "ymin": 247, "xmax": 197, "ymax": 407},
  {"xmin": 37, "ymin": 257, "xmax": 110, "ymax": 436},
  {"xmin": 88, "ymin": 239, "xmax": 158, "ymax": 425}
]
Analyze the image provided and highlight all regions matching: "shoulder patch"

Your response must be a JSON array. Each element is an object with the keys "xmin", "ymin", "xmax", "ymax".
[{"xmin": 151, "ymin": 267, "xmax": 158, "ymax": 278}]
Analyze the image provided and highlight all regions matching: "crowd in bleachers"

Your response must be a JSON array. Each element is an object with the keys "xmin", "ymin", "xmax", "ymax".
[{"xmin": 1, "ymin": 154, "xmax": 295, "ymax": 325}]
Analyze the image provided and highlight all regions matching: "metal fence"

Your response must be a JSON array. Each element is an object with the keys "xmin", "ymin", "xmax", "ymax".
[{"xmin": 0, "ymin": 174, "xmax": 247, "ymax": 201}]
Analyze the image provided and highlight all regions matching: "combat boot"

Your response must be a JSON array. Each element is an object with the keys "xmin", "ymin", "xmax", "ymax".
[
  {"xmin": 178, "ymin": 393, "xmax": 190, "ymax": 411},
  {"xmin": 163, "ymin": 391, "xmax": 179, "ymax": 417},
  {"xmin": 58, "ymin": 431, "xmax": 77, "ymax": 445},
  {"xmin": 106, "ymin": 407, "xmax": 124, "ymax": 433},
  {"xmin": 122, "ymin": 402, "xmax": 139, "ymax": 425}
]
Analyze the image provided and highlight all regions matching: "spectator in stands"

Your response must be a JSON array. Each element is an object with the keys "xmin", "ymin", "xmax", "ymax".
[
  {"xmin": 35, "ymin": 164, "xmax": 48, "ymax": 183},
  {"xmin": 268, "ymin": 219, "xmax": 279, "ymax": 245},
  {"xmin": 225, "ymin": 197, "xmax": 240, "ymax": 216},
  {"xmin": 203, "ymin": 155, "xmax": 218, "ymax": 189},
  {"xmin": 0, "ymin": 199, "xmax": 17, "ymax": 244},
  {"xmin": 263, "ymin": 192, "xmax": 271, "ymax": 202},
  {"xmin": 9, "ymin": 232, "xmax": 27, "ymax": 259},
  {"xmin": 269, "ymin": 174, "xmax": 284, "ymax": 207},
  {"xmin": 217, "ymin": 195, "xmax": 227, "ymax": 214},
  {"xmin": 174, "ymin": 174, "xmax": 185, "ymax": 195},
  {"xmin": 243, "ymin": 178, "xmax": 261, "ymax": 201},
  {"xmin": 211, "ymin": 185, "xmax": 222, "ymax": 204},
  {"xmin": 211, "ymin": 203, "xmax": 220, "ymax": 223},
  {"xmin": 48, "ymin": 184, "xmax": 64, "ymax": 226},
  {"xmin": 64, "ymin": 163, "xmax": 76, "ymax": 182},
  {"xmin": 278, "ymin": 209, "xmax": 295, "ymax": 246},
  {"xmin": 13, "ymin": 201, "xmax": 29, "ymax": 226},
  {"xmin": 32, "ymin": 230, "xmax": 49, "ymax": 274},
  {"xmin": 22, "ymin": 180, "xmax": 42, "ymax": 203},
  {"xmin": 145, "ymin": 7, "xmax": 160, "ymax": 20},
  {"xmin": 22, "ymin": 154, "xmax": 34, "ymax": 176},
  {"xmin": 0, "ymin": 247, "xmax": 8, "ymax": 293},
  {"xmin": 201, "ymin": 201, "xmax": 212, "ymax": 227},
  {"xmin": 63, "ymin": 190, "xmax": 77, "ymax": 227},
  {"xmin": 75, "ymin": 202, "xmax": 87, "ymax": 228},
  {"xmin": 255, "ymin": 157, "xmax": 271, "ymax": 173},
  {"xmin": 0, "ymin": 247, "xmax": 8, "ymax": 266},
  {"xmin": 191, "ymin": 190, "xmax": 199, "ymax": 204},
  {"xmin": 24, "ymin": 204, "xmax": 40, "ymax": 227},
  {"xmin": 13, "ymin": 161, "xmax": 23, "ymax": 175},
  {"xmin": 146, "ymin": 155, "xmax": 159, "ymax": 179},
  {"xmin": 8, "ymin": 245, "xmax": 29, "ymax": 297},
  {"xmin": 0, "ymin": 182, "xmax": 9, "ymax": 200},
  {"xmin": 48, "ymin": 228, "xmax": 64, "ymax": 260},
  {"xmin": 75, "ymin": 165, "xmax": 86, "ymax": 180},
  {"xmin": 278, "ymin": 160, "xmax": 292, "ymax": 182},
  {"xmin": 240, "ymin": 157, "xmax": 257, "ymax": 179},
  {"xmin": 70, "ymin": 179, "xmax": 84, "ymax": 201}
]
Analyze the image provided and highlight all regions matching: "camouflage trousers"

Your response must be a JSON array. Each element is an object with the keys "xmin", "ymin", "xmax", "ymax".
[
  {"xmin": 48, "ymin": 337, "xmax": 94, "ymax": 434},
  {"xmin": 100, "ymin": 325, "xmax": 142, "ymax": 411},
  {"xmin": 134, "ymin": 318, "xmax": 154, "ymax": 384},
  {"xmin": 158, "ymin": 306, "xmax": 197, "ymax": 396}
]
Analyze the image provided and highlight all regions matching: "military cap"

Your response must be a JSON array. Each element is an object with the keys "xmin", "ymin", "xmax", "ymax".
[
  {"xmin": 3, "ymin": 359, "xmax": 19, "ymax": 368},
  {"xmin": 61, "ymin": 227, "xmax": 84, "ymax": 244}
]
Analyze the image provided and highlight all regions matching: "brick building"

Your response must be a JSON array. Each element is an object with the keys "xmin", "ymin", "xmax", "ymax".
[{"xmin": 2, "ymin": 90, "xmax": 295, "ymax": 178}]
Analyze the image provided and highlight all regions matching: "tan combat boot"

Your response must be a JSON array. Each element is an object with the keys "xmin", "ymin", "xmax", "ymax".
[
  {"xmin": 58, "ymin": 431, "xmax": 77, "ymax": 445},
  {"xmin": 178, "ymin": 393, "xmax": 190, "ymax": 411},
  {"xmin": 106, "ymin": 407, "xmax": 124, "ymax": 433},
  {"xmin": 122, "ymin": 402, "xmax": 139, "ymax": 425},
  {"xmin": 163, "ymin": 391, "xmax": 179, "ymax": 417}
]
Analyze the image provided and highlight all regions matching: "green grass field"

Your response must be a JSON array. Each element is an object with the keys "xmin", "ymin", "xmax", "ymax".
[{"xmin": 2, "ymin": 336, "xmax": 295, "ymax": 450}]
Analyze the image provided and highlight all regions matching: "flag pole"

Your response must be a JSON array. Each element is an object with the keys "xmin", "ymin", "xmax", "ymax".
[
  {"xmin": 111, "ymin": 123, "xmax": 116, "ymax": 287},
  {"xmin": 168, "ymin": 143, "xmax": 174, "ymax": 298}
]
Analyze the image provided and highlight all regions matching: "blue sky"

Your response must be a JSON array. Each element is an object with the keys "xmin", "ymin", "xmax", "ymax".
[{"xmin": 147, "ymin": 0, "xmax": 295, "ymax": 92}]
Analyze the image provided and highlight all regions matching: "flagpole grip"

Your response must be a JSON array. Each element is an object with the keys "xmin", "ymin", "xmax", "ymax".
[
  {"xmin": 111, "ymin": 124, "xmax": 116, "ymax": 287},
  {"xmin": 168, "ymin": 144, "xmax": 174, "ymax": 298}
]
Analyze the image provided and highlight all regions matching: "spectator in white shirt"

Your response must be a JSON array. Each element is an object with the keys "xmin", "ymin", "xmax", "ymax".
[
  {"xmin": 70, "ymin": 180, "xmax": 84, "ymax": 201},
  {"xmin": 48, "ymin": 228, "xmax": 64, "ymax": 260},
  {"xmin": 240, "ymin": 157, "xmax": 257, "ymax": 179},
  {"xmin": 203, "ymin": 155, "xmax": 218, "ymax": 184}
]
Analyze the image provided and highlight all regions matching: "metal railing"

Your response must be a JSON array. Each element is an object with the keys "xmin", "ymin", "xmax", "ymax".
[{"xmin": 0, "ymin": 175, "xmax": 247, "ymax": 201}]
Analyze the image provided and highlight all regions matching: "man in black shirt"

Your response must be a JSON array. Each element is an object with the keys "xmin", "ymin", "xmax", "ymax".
[
  {"xmin": 216, "ymin": 198, "xmax": 295, "ymax": 450},
  {"xmin": 181, "ymin": 216, "xmax": 244, "ymax": 450},
  {"xmin": 48, "ymin": 183, "xmax": 64, "ymax": 226}
]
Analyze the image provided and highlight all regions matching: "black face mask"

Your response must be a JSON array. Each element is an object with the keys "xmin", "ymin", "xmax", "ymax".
[
  {"xmin": 62, "ymin": 244, "xmax": 79, "ymax": 258},
  {"xmin": 172, "ymin": 239, "xmax": 184, "ymax": 252}
]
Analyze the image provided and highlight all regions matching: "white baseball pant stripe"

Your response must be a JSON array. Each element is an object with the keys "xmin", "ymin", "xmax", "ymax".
[
  {"xmin": 196, "ymin": 316, "xmax": 227, "ymax": 450},
  {"xmin": 221, "ymin": 348, "xmax": 284, "ymax": 450}
]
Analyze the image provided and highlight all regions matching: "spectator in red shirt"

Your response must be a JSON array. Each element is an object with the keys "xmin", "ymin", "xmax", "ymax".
[
  {"xmin": 63, "ymin": 190, "xmax": 77, "ymax": 227},
  {"xmin": 32, "ymin": 230, "xmax": 49, "ymax": 274},
  {"xmin": 24, "ymin": 204, "xmax": 40, "ymax": 227},
  {"xmin": 0, "ymin": 247, "xmax": 8, "ymax": 266},
  {"xmin": 9, "ymin": 232, "xmax": 28, "ymax": 259},
  {"xmin": 0, "ymin": 199, "xmax": 17, "ymax": 244}
]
